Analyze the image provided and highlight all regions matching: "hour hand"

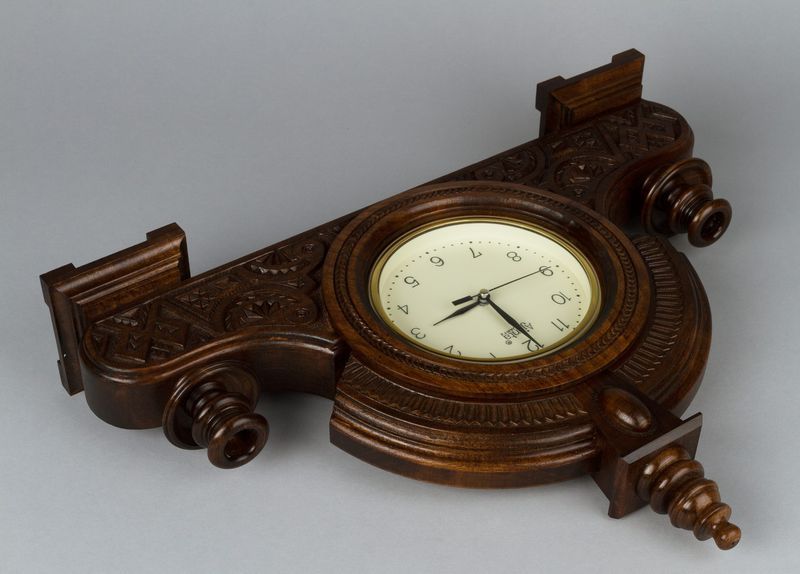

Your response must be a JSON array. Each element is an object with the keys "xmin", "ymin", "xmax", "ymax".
[
  {"xmin": 450, "ymin": 294, "xmax": 475, "ymax": 306},
  {"xmin": 433, "ymin": 300, "xmax": 480, "ymax": 326}
]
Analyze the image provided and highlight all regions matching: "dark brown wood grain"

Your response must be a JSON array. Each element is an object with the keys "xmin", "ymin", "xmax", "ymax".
[
  {"xmin": 323, "ymin": 181, "xmax": 709, "ymax": 489},
  {"xmin": 535, "ymin": 48, "xmax": 644, "ymax": 137},
  {"xmin": 40, "ymin": 49, "xmax": 739, "ymax": 549}
]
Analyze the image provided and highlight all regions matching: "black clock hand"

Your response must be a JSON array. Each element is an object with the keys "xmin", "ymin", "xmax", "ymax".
[
  {"xmin": 432, "ymin": 299, "xmax": 481, "ymax": 326},
  {"xmin": 485, "ymin": 296, "xmax": 543, "ymax": 349},
  {"xmin": 451, "ymin": 266, "xmax": 552, "ymax": 306}
]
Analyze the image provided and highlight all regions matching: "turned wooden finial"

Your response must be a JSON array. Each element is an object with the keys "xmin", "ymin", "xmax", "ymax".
[
  {"xmin": 641, "ymin": 158, "xmax": 732, "ymax": 247},
  {"xmin": 636, "ymin": 445, "xmax": 741, "ymax": 550},
  {"xmin": 163, "ymin": 362, "xmax": 268, "ymax": 469}
]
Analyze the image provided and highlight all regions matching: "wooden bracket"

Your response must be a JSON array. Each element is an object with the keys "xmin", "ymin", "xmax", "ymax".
[
  {"xmin": 536, "ymin": 49, "xmax": 644, "ymax": 137},
  {"xmin": 40, "ymin": 223, "xmax": 190, "ymax": 395}
]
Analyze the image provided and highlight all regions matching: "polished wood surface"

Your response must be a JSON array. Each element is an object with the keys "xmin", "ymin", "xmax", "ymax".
[{"xmin": 40, "ymin": 49, "xmax": 738, "ymax": 549}]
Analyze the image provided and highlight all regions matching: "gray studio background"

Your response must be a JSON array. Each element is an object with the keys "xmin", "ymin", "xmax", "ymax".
[{"xmin": 2, "ymin": 1, "xmax": 798, "ymax": 572}]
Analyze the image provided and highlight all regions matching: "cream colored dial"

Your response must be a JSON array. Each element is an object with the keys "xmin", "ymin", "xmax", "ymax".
[{"xmin": 370, "ymin": 218, "xmax": 600, "ymax": 362}]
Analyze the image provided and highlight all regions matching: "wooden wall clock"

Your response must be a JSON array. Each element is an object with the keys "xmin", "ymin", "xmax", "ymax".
[{"xmin": 40, "ymin": 49, "xmax": 740, "ymax": 550}]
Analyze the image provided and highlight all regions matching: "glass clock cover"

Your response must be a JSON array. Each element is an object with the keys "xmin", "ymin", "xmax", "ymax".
[{"xmin": 370, "ymin": 218, "xmax": 600, "ymax": 362}]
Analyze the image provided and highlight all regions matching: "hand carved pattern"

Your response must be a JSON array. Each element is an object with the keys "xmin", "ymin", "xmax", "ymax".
[
  {"xmin": 553, "ymin": 155, "xmax": 620, "ymax": 198},
  {"xmin": 222, "ymin": 288, "xmax": 318, "ymax": 331},
  {"xmin": 85, "ymin": 222, "xmax": 346, "ymax": 368},
  {"xmin": 467, "ymin": 148, "xmax": 545, "ymax": 183},
  {"xmin": 442, "ymin": 101, "xmax": 682, "ymax": 203},
  {"xmin": 338, "ymin": 358, "xmax": 587, "ymax": 429},
  {"xmin": 612, "ymin": 235, "xmax": 684, "ymax": 389},
  {"xmin": 246, "ymin": 239, "xmax": 325, "ymax": 280}
]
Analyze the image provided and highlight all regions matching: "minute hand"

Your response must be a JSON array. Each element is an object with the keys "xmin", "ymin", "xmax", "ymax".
[
  {"xmin": 451, "ymin": 265, "xmax": 551, "ymax": 306},
  {"xmin": 485, "ymin": 297, "xmax": 543, "ymax": 350}
]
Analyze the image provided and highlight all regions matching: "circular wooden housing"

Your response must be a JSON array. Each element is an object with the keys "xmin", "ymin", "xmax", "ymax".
[{"xmin": 323, "ymin": 181, "xmax": 711, "ymax": 487}]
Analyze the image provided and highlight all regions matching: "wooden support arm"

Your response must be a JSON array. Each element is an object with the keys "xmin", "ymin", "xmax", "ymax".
[
  {"xmin": 40, "ymin": 218, "xmax": 352, "ymax": 467},
  {"xmin": 534, "ymin": 50, "xmax": 732, "ymax": 246}
]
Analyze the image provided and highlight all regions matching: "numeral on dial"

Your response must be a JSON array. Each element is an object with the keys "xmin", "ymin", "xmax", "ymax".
[
  {"xmin": 551, "ymin": 318, "xmax": 570, "ymax": 332},
  {"xmin": 410, "ymin": 327, "xmax": 426, "ymax": 339},
  {"xmin": 404, "ymin": 276, "xmax": 420, "ymax": 288},
  {"xmin": 551, "ymin": 291, "xmax": 572, "ymax": 305},
  {"xmin": 525, "ymin": 339, "xmax": 544, "ymax": 351},
  {"xmin": 397, "ymin": 305, "xmax": 409, "ymax": 314},
  {"xmin": 469, "ymin": 247, "xmax": 482, "ymax": 258}
]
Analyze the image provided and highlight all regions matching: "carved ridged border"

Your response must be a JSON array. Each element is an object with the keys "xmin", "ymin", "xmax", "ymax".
[
  {"xmin": 339, "ymin": 358, "xmax": 587, "ymax": 429},
  {"xmin": 613, "ymin": 235, "xmax": 683, "ymax": 386},
  {"xmin": 330, "ymin": 182, "xmax": 642, "ymax": 383}
]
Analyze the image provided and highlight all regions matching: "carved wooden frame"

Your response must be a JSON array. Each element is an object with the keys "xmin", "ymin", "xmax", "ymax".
[
  {"xmin": 324, "ymin": 181, "xmax": 652, "ymax": 395},
  {"xmin": 40, "ymin": 49, "xmax": 739, "ymax": 549},
  {"xmin": 324, "ymin": 181, "xmax": 710, "ymax": 486}
]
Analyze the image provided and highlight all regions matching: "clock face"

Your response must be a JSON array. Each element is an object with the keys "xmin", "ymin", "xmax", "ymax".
[{"xmin": 369, "ymin": 218, "xmax": 601, "ymax": 362}]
